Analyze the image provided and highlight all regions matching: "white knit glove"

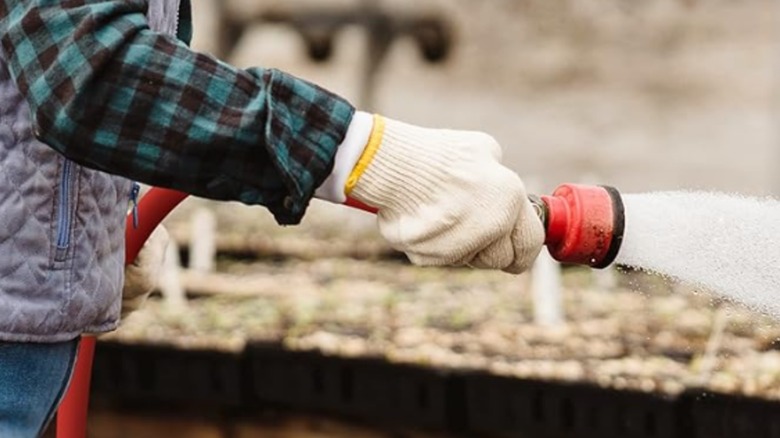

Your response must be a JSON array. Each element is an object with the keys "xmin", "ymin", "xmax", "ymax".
[
  {"xmin": 121, "ymin": 226, "xmax": 169, "ymax": 318},
  {"xmin": 326, "ymin": 113, "xmax": 544, "ymax": 274}
]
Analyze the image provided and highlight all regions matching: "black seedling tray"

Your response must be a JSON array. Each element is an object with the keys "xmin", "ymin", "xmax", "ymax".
[
  {"xmin": 463, "ymin": 373, "xmax": 682, "ymax": 438},
  {"xmin": 681, "ymin": 390, "xmax": 780, "ymax": 438},
  {"xmin": 343, "ymin": 357, "xmax": 465, "ymax": 431},
  {"xmin": 244, "ymin": 342, "xmax": 332, "ymax": 409},
  {"xmin": 93, "ymin": 340, "xmax": 780, "ymax": 437},
  {"xmin": 91, "ymin": 341, "xmax": 244, "ymax": 407},
  {"xmin": 244, "ymin": 342, "xmax": 465, "ymax": 431}
]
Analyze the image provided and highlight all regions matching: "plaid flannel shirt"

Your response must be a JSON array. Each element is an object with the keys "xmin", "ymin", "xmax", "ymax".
[{"xmin": 0, "ymin": 0, "xmax": 355, "ymax": 224}]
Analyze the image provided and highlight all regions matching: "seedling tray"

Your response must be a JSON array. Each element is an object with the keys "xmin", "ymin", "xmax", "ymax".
[
  {"xmin": 681, "ymin": 390, "xmax": 780, "ymax": 438},
  {"xmin": 244, "ymin": 342, "xmax": 464, "ymax": 431},
  {"xmin": 463, "ymin": 373, "xmax": 682, "ymax": 438},
  {"xmin": 90, "ymin": 340, "xmax": 706, "ymax": 437},
  {"xmin": 91, "ymin": 341, "xmax": 244, "ymax": 407}
]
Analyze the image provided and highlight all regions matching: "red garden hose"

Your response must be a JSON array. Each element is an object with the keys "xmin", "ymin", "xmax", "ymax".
[{"xmin": 56, "ymin": 188, "xmax": 189, "ymax": 438}]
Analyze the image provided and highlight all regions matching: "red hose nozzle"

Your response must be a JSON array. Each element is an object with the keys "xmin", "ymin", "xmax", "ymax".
[{"xmin": 532, "ymin": 184, "xmax": 624, "ymax": 269}]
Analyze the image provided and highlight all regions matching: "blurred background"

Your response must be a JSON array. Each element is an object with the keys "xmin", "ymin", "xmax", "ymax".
[
  {"xmin": 196, "ymin": 0, "xmax": 779, "ymax": 196},
  {"xmin": 64, "ymin": 1, "xmax": 780, "ymax": 437}
]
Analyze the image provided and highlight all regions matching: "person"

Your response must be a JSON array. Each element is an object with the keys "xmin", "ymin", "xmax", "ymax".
[{"xmin": 0, "ymin": 1, "xmax": 544, "ymax": 436}]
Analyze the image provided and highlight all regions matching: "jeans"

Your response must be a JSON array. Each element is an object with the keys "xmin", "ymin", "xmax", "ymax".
[{"xmin": 0, "ymin": 338, "xmax": 80, "ymax": 438}]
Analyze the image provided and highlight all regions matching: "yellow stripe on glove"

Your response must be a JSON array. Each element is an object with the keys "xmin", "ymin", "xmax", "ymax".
[{"xmin": 345, "ymin": 114, "xmax": 385, "ymax": 196}]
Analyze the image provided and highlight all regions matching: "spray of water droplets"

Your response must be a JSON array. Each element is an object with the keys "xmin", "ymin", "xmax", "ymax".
[{"xmin": 616, "ymin": 192, "xmax": 780, "ymax": 317}]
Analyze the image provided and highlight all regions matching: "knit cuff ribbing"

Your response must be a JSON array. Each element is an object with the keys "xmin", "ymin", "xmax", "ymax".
[{"xmin": 349, "ymin": 118, "xmax": 464, "ymax": 212}]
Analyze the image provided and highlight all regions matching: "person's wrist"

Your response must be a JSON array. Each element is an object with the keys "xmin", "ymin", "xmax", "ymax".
[{"xmin": 314, "ymin": 111, "xmax": 374, "ymax": 204}]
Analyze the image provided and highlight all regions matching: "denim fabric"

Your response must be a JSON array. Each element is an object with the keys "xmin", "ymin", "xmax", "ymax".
[{"xmin": 0, "ymin": 338, "xmax": 79, "ymax": 438}]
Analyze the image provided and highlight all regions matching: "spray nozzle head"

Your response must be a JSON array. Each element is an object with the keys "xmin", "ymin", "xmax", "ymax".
[{"xmin": 531, "ymin": 184, "xmax": 625, "ymax": 269}]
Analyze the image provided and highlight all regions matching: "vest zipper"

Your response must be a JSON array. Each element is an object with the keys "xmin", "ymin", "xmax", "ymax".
[
  {"xmin": 173, "ymin": 0, "xmax": 180, "ymax": 37},
  {"xmin": 130, "ymin": 182, "xmax": 141, "ymax": 229},
  {"xmin": 55, "ymin": 159, "xmax": 76, "ymax": 261}
]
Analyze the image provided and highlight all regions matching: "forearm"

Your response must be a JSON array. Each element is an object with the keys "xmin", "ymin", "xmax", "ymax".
[{"xmin": 0, "ymin": 0, "xmax": 354, "ymax": 223}]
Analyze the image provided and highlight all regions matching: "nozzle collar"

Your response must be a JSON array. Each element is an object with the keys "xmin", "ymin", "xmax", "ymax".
[{"xmin": 540, "ymin": 184, "xmax": 624, "ymax": 269}]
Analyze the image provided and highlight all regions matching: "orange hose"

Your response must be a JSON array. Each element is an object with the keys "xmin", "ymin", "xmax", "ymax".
[{"xmin": 56, "ymin": 188, "xmax": 188, "ymax": 438}]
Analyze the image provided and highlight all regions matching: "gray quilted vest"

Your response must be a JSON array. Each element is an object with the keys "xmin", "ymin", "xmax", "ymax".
[{"xmin": 0, "ymin": 0, "xmax": 181, "ymax": 342}]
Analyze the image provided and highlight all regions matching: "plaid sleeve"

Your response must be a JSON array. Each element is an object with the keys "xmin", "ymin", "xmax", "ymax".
[{"xmin": 0, "ymin": 0, "xmax": 355, "ymax": 224}]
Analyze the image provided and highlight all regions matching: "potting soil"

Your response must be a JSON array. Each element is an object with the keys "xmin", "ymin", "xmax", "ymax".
[{"xmin": 616, "ymin": 192, "xmax": 780, "ymax": 316}]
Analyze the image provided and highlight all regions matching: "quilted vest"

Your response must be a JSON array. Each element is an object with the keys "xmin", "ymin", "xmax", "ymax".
[{"xmin": 0, "ymin": 0, "xmax": 181, "ymax": 342}]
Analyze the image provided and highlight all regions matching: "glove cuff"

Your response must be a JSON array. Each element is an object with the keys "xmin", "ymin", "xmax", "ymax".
[{"xmin": 348, "ymin": 116, "xmax": 469, "ymax": 213}]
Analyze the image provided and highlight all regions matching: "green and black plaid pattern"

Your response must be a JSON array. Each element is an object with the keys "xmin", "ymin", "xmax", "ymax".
[{"xmin": 0, "ymin": 0, "xmax": 354, "ymax": 224}]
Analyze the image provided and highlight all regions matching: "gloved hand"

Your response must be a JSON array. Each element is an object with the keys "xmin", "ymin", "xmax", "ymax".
[
  {"xmin": 334, "ymin": 113, "xmax": 545, "ymax": 273},
  {"xmin": 121, "ymin": 225, "xmax": 169, "ymax": 318}
]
